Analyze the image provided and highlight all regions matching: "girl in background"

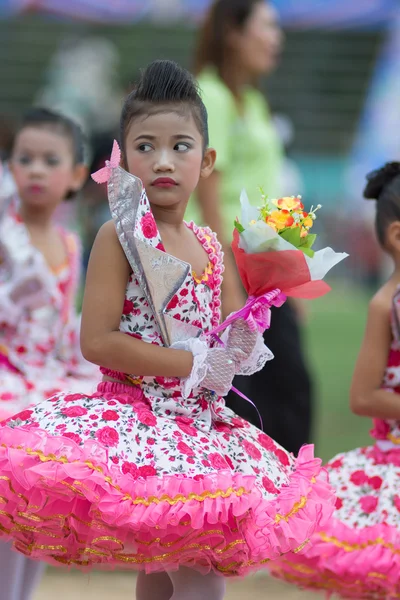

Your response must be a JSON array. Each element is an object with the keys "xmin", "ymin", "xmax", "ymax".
[{"xmin": 0, "ymin": 107, "xmax": 98, "ymax": 600}]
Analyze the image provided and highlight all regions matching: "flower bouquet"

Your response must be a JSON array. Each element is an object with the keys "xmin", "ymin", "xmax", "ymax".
[{"xmin": 210, "ymin": 190, "xmax": 348, "ymax": 336}]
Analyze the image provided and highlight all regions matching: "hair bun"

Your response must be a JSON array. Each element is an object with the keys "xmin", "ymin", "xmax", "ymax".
[{"xmin": 364, "ymin": 162, "xmax": 400, "ymax": 200}]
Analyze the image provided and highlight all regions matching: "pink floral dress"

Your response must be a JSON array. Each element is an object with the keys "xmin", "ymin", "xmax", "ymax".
[
  {"xmin": 0, "ymin": 198, "xmax": 98, "ymax": 419},
  {"xmin": 270, "ymin": 287, "xmax": 400, "ymax": 598},
  {"xmin": 0, "ymin": 170, "xmax": 334, "ymax": 577}
]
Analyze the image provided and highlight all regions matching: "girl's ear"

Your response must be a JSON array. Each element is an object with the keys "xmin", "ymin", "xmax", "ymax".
[
  {"xmin": 70, "ymin": 163, "xmax": 88, "ymax": 193},
  {"xmin": 200, "ymin": 147, "xmax": 217, "ymax": 179}
]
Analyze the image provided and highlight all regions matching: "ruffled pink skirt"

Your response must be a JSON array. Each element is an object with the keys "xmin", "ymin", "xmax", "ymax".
[
  {"xmin": 0, "ymin": 381, "xmax": 335, "ymax": 576},
  {"xmin": 270, "ymin": 444, "xmax": 400, "ymax": 598}
]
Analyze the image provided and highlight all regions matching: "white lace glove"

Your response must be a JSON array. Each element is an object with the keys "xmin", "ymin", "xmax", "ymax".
[
  {"xmin": 221, "ymin": 318, "xmax": 274, "ymax": 376},
  {"xmin": 171, "ymin": 338, "xmax": 236, "ymax": 398}
]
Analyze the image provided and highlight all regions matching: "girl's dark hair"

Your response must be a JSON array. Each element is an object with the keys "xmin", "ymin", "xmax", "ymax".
[
  {"xmin": 120, "ymin": 60, "xmax": 209, "ymax": 150},
  {"xmin": 17, "ymin": 107, "xmax": 85, "ymax": 165},
  {"xmin": 194, "ymin": 0, "xmax": 264, "ymax": 76},
  {"xmin": 364, "ymin": 162, "xmax": 400, "ymax": 246},
  {"xmin": 15, "ymin": 107, "xmax": 85, "ymax": 200}
]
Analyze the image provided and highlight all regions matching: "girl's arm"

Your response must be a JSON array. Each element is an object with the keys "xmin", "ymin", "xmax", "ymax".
[
  {"xmin": 80, "ymin": 221, "xmax": 193, "ymax": 377},
  {"xmin": 196, "ymin": 172, "xmax": 246, "ymax": 318},
  {"xmin": 350, "ymin": 294, "xmax": 400, "ymax": 418}
]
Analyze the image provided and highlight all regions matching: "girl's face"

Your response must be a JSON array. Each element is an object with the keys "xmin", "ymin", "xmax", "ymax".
[
  {"xmin": 124, "ymin": 108, "xmax": 215, "ymax": 211},
  {"xmin": 11, "ymin": 126, "xmax": 85, "ymax": 210},
  {"xmin": 230, "ymin": 2, "xmax": 283, "ymax": 77}
]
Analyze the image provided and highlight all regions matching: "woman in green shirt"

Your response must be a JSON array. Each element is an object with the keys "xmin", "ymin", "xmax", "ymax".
[{"xmin": 190, "ymin": 0, "xmax": 313, "ymax": 455}]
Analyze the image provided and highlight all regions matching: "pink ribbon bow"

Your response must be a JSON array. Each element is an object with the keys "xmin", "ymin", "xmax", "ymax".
[
  {"xmin": 209, "ymin": 289, "xmax": 286, "ymax": 337},
  {"xmin": 91, "ymin": 140, "xmax": 121, "ymax": 184}
]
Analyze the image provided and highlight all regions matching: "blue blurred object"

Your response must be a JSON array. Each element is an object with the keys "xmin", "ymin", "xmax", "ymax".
[{"xmin": 0, "ymin": 0, "xmax": 398, "ymax": 27}]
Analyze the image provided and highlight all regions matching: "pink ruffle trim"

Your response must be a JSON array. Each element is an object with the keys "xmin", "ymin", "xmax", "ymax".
[
  {"xmin": 0, "ymin": 425, "xmax": 334, "ymax": 576},
  {"xmin": 270, "ymin": 517, "xmax": 400, "ymax": 598}
]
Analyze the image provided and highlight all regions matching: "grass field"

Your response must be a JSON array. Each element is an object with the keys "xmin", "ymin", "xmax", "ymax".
[{"xmin": 306, "ymin": 280, "xmax": 371, "ymax": 462}]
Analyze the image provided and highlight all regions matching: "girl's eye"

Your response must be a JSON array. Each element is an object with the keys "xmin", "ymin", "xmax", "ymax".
[
  {"xmin": 175, "ymin": 143, "xmax": 191, "ymax": 152},
  {"xmin": 138, "ymin": 144, "xmax": 153, "ymax": 153},
  {"xmin": 46, "ymin": 156, "xmax": 60, "ymax": 166},
  {"xmin": 17, "ymin": 155, "xmax": 31, "ymax": 165}
]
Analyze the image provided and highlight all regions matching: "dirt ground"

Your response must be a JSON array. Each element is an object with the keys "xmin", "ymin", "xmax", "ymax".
[{"xmin": 34, "ymin": 568, "xmax": 323, "ymax": 600}]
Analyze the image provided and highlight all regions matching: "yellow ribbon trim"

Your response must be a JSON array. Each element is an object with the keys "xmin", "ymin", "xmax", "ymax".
[{"xmin": 319, "ymin": 532, "xmax": 400, "ymax": 555}]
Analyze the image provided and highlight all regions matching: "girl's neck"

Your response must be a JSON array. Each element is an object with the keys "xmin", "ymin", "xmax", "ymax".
[
  {"xmin": 152, "ymin": 205, "xmax": 186, "ymax": 232},
  {"xmin": 19, "ymin": 202, "xmax": 55, "ymax": 232}
]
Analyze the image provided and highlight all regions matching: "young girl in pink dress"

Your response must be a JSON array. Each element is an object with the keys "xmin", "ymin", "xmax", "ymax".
[
  {"xmin": 0, "ymin": 107, "xmax": 98, "ymax": 600},
  {"xmin": 270, "ymin": 162, "xmax": 400, "ymax": 599},
  {"xmin": 0, "ymin": 61, "xmax": 334, "ymax": 600}
]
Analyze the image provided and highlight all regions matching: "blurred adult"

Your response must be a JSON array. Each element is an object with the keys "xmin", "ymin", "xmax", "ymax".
[{"xmin": 187, "ymin": 0, "xmax": 313, "ymax": 454}]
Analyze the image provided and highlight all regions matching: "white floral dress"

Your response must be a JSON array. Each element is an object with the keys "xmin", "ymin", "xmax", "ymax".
[
  {"xmin": 0, "ymin": 169, "xmax": 334, "ymax": 577},
  {"xmin": 270, "ymin": 287, "xmax": 400, "ymax": 598},
  {"xmin": 0, "ymin": 198, "xmax": 98, "ymax": 419}
]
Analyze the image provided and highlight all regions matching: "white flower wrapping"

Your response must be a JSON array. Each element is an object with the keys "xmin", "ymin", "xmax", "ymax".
[{"xmin": 238, "ymin": 190, "xmax": 348, "ymax": 281}]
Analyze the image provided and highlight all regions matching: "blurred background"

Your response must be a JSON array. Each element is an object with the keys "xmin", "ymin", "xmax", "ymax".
[{"xmin": 0, "ymin": 0, "xmax": 399, "ymax": 597}]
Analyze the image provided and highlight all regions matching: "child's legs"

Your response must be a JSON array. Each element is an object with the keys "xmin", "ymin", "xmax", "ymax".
[
  {"xmin": 136, "ymin": 571, "xmax": 173, "ymax": 600},
  {"xmin": 0, "ymin": 542, "xmax": 25, "ymax": 600},
  {"xmin": 21, "ymin": 557, "xmax": 46, "ymax": 600},
  {"xmin": 168, "ymin": 567, "xmax": 226, "ymax": 600}
]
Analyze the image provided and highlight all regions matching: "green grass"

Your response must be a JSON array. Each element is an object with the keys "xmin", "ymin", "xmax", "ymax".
[{"xmin": 306, "ymin": 281, "xmax": 371, "ymax": 462}]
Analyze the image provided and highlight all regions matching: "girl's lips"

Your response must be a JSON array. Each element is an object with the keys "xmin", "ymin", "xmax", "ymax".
[
  {"xmin": 152, "ymin": 177, "xmax": 177, "ymax": 188},
  {"xmin": 28, "ymin": 184, "xmax": 45, "ymax": 194}
]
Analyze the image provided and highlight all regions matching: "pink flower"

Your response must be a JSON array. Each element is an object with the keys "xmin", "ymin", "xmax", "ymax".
[
  {"xmin": 368, "ymin": 476, "xmax": 383, "ymax": 490},
  {"xmin": 274, "ymin": 448, "xmax": 290, "ymax": 467},
  {"xmin": 138, "ymin": 465, "xmax": 157, "ymax": 478},
  {"xmin": 64, "ymin": 393, "xmax": 85, "ymax": 403},
  {"xmin": 175, "ymin": 416, "xmax": 198, "ymax": 437},
  {"xmin": 242, "ymin": 440, "xmax": 262, "ymax": 461},
  {"xmin": 328, "ymin": 458, "xmax": 343, "ymax": 470},
  {"xmin": 61, "ymin": 406, "xmax": 88, "ymax": 418},
  {"xmin": 168, "ymin": 295, "xmax": 179, "ymax": 310},
  {"xmin": 13, "ymin": 409, "xmax": 32, "ymax": 421},
  {"xmin": 359, "ymin": 495, "xmax": 378, "ymax": 514},
  {"xmin": 63, "ymin": 432, "xmax": 82, "ymax": 445},
  {"xmin": 154, "ymin": 376, "xmax": 178, "ymax": 390},
  {"xmin": 147, "ymin": 437, "xmax": 155, "ymax": 445},
  {"xmin": 335, "ymin": 497, "xmax": 343, "ymax": 510},
  {"xmin": 96, "ymin": 426, "xmax": 119, "ymax": 447},
  {"xmin": 102, "ymin": 410, "xmax": 119, "ymax": 422},
  {"xmin": 209, "ymin": 453, "xmax": 229, "ymax": 470},
  {"xmin": 231, "ymin": 417, "xmax": 245, "ymax": 428},
  {"xmin": 224, "ymin": 455, "xmax": 234, "ymax": 470},
  {"xmin": 123, "ymin": 299, "xmax": 134, "ymax": 315},
  {"xmin": 370, "ymin": 419, "xmax": 390, "ymax": 440},
  {"xmin": 0, "ymin": 392, "xmax": 15, "ymax": 401},
  {"xmin": 350, "ymin": 470, "xmax": 369, "ymax": 486},
  {"xmin": 141, "ymin": 213, "xmax": 158, "ymax": 239},
  {"xmin": 180, "ymin": 289, "xmax": 189, "ymax": 297},
  {"xmin": 122, "ymin": 461, "xmax": 138, "ymax": 478},
  {"xmin": 257, "ymin": 433, "xmax": 276, "ymax": 452},
  {"xmin": 262, "ymin": 477, "xmax": 279, "ymax": 494},
  {"xmin": 393, "ymin": 496, "xmax": 400, "ymax": 512},
  {"xmin": 137, "ymin": 410, "xmax": 157, "ymax": 427},
  {"xmin": 177, "ymin": 441, "xmax": 195, "ymax": 456}
]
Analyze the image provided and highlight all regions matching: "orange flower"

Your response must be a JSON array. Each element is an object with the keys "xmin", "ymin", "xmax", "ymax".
[
  {"xmin": 273, "ymin": 196, "xmax": 304, "ymax": 212},
  {"xmin": 266, "ymin": 209, "xmax": 294, "ymax": 231},
  {"xmin": 302, "ymin": 215, "xmax": 313, "ymax": 229}
]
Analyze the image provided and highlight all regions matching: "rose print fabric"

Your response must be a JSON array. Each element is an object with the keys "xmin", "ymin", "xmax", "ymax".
[
  {"xmin": 270, "ymin": 287, "xmax": 400, "ymax": 599},
  {"xmin": 0, "ymin": 198, "xmax": 98, "ymax": 419},
  {"xmin": 0, "ymin": 195, "xmax": 335, "ymax": 577}
]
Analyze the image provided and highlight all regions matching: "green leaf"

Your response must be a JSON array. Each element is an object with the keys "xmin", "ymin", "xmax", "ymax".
[
  {"xmin": 299, "ymin": 246, "xmax": 315, "ymax": 258},
  {"xmin": 279, "ymin": 226, "xmax": 302, "ymax": 248},
  {"xmin": 299, "ymin": 233, "xmax": 316, "ymax": 249},
  {"xmin": 234, "ymin": 220, "xmax": 245, "ymax": 233}
]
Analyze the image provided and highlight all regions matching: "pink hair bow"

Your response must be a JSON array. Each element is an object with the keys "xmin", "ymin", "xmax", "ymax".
[{"xmin": 91, "ymin": 140, "xmax": 121, "ymax": 184}]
